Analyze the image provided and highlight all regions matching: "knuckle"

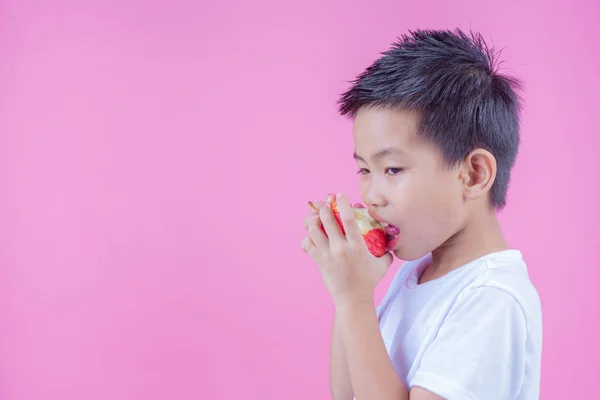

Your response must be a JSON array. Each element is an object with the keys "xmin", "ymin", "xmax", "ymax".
[
  {"xmin": 308, "ymin": 224, "xmax": 320, "ymax": 236},
  {"xmin": 330, "ymin": 242, "xmax": 346, "ymax": 256},
  {"xmin": 304, "ymin": 213, "xmax": 318, "ymax": 224},
  {"xmin": 342, "ymin": 214, "xmax": 354, "ymax": 225},
  {"xmin": 302, "ymin": 237, "xmax": 316, "ymax": 255},
  {"xmin": 307, "ymin": 222, "xmax": 320, "ymax": 234}
]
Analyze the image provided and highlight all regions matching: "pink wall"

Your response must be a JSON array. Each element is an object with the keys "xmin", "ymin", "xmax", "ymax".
[{"xmin": 1, "ymin": 0, "xmax": 599, "ymax": 399}]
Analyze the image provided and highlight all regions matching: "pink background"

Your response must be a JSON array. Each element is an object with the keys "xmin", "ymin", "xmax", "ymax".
[{"xmin": 1, "ymin": 0, "xmax": 599, "ymax": 399}]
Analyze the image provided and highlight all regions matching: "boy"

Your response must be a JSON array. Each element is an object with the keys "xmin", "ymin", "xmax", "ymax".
[{"xmin": 301, "ymin": 29, "xmax": 542, "ymax": 400}]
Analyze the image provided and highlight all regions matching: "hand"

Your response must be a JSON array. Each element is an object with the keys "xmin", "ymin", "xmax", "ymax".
[{"xmin": 301, "ymin": 193, "xmax": 394, "ymax": 306}]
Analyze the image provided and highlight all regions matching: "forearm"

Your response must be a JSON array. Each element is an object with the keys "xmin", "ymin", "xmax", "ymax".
[
  {"xmin": 336, "ymin": 298, "xmax": 408, "ymax": 400},
  {"xmin": 330, "ymin": 312, "xmax": 354, "ymax": 400}
]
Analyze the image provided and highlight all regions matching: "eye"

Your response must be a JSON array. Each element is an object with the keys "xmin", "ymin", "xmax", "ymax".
[
  {"xmin": 356, "ymin": 168, "xmax": 370, "ymax": 175},
  {"xmin": 386, "ymin": 168, "xmax": 404, "ymax": 175}
]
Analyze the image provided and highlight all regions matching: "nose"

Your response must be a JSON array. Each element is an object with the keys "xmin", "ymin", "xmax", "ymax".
[{"xmin": 362, "ymin": 180, "xmax": 388, "ymax": 211}]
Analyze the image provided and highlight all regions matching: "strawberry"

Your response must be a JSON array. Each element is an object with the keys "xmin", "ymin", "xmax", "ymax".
[{"xmin": 308, "ymin": 199, "xmax": 388, "ymax": 257}]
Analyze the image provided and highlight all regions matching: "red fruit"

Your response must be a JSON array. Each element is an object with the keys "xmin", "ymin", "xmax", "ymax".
[{"xmin": 308, "ymin": 199, "xmax": 388, "ymax": 257}]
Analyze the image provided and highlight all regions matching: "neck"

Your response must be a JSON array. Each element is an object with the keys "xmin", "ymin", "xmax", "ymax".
[{"xmin": 426, "ymin": 205, "xmax": 508, "ymax": 281}]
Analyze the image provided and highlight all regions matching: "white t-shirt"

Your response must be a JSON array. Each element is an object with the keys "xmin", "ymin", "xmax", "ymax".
[{"xmin": 375, "ymin": 249, "xmax": 542, "ymax": 400}]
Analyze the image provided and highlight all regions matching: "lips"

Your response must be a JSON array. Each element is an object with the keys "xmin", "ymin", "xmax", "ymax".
[
  {"xmin": 385, "ymin": 225, "xmax": 400, "ymax": 236},
  {"xmin": 382, "ymin": 223, "xmax": 401, "ymax": 250},
  {"xmin": 367, "ymin": 212, "xmax": 400, "ymax": 250}
]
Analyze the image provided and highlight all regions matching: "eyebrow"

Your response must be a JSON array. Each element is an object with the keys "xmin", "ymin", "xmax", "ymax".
[{"xmin": 353, "ymin": 147, "xmax": 405, "ymax": 162}]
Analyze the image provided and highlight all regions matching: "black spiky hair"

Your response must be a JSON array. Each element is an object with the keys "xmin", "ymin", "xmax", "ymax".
[{"xmin": 339, "ymin": 29, "xmax": 523, "ymax": 209}]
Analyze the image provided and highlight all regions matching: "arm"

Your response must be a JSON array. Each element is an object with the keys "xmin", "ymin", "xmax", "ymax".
[
  {"xmin": 307, "ymin": 196, "xmax": 443, "ymax": 400},
  {"xmin": 335, "ymin": 288, "xmax": 529, "ymax": 400},
  {"xmin": 330, "ymin": 312, "xmax": 354, "ymax": 400},
  {"xmin": 330, "ymin": 300, "xmax": 444, "ymax": 400},
  {"xmin": 336, "ymin": 298, "xmax": 409, "ymax": 400},
  {"xmin": 336, "ymin": 298, "xmax": 446, "ymax": 400}
]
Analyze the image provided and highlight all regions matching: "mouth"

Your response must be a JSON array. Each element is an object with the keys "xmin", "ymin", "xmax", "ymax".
[
  {"xmin": 368, "ymin": 211, "xmax": 400, "ymax": 250},
  {"xmin": 380, "ymin": 222, "xmax": 401, "ymax": 250}
]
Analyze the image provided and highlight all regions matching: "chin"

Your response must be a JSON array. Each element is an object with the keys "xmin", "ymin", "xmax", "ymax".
[{"xmin": 392, "ymin": 244, "xmax": 430, "ymax": 262}]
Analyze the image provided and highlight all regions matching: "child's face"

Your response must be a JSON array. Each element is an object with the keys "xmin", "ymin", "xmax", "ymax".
[{"xmin": 353, "ymin": 107, "xmax": 467, "ymax": 261}]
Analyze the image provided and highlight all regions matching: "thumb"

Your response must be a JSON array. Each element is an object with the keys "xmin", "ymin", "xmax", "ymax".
[{"xmin": 376, "ymin": 251, "xmax": 394, "ymax": 269}]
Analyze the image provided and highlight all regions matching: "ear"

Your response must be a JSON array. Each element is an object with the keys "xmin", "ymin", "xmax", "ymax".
[{"xmin": 460, "ymin": 148, "xmax": 497, "ymax": 201}]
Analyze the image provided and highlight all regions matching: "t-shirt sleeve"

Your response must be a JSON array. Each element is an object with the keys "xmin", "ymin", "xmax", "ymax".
[{"xmin": 409, "ymin": 286, "xmax": 528, "ymax": 400}]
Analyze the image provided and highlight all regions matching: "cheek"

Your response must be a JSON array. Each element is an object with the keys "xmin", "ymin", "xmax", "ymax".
[
  {"xmin": 402, "ymin": 176, "xmax": 464, "ymax": 234},
  {"xmin": 428, "ymin": 181, "xmax": 466, "ymax": 235},
  {"xmin": 429, "ymin": 175, "xmax": 464, "ymax": 211}
]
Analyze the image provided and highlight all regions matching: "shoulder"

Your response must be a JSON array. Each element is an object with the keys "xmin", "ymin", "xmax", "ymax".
[
  {"xmin": 447, "ymin": 249, "xmax": 543, "ymax": 344},
  {"xmin": 470, "ymin": 250, "xmax": 542, "ymax": 322},
  {"xmin": 409, "ymin": 251, "xmax": 543, "ymax": 399}
]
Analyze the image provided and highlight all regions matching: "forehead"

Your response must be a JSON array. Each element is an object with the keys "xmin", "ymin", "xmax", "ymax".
[{"xmin": 352, "ymin": 107, "xmax": 422, "ymax": 158}]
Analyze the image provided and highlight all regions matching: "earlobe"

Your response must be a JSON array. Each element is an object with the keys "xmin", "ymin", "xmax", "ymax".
[{"xmin": 463, "ymin": 149, "xmax": 497, "ymax": 200}]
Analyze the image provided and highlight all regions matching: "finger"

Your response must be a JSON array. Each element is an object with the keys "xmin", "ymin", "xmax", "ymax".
[
  {"xmin": 304, "ymin": 199, "xmax": 330, "ymax": 229},
  {"xmin": 335, "ymin": 193, "xmax": 364, "ymax": 244},
  {"xmin": 300, "ymin": 234, "xmax": 311, "ymax": 252},
  {"xmin": 307, "ymin": 214, "xmax": 329, "ymax": 251},
  {"xmin": 304, "ymin": 212, "xmax": 319, "ymax": 229},
  {"xmin": 319, "ymin": 202, "xmax": 344, "ymax": 242},
  {"xmin": 314, "ymin": 193, "xmax": 336, "ymax": 209},
  {"xmin": 306, "ymin": 200, "xmax": 328, "ymax": 216},
  {"xmin": 376, "ymin": 251, "xmax": 394, "ymax": 268},
  {"xmin": 301, "ymin": 234, "xmax": 319, "ymax": 256},
  {"xmin": 304, "ymin": 194, "xmax": 337, "ymax": 230},
  {"xmin": 313, "ymin": 200, "xmax": 329, "ymax": 208},
  {"xmin": 301, "ymin": 235, "xmax": 309, "ymax": 252}
]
